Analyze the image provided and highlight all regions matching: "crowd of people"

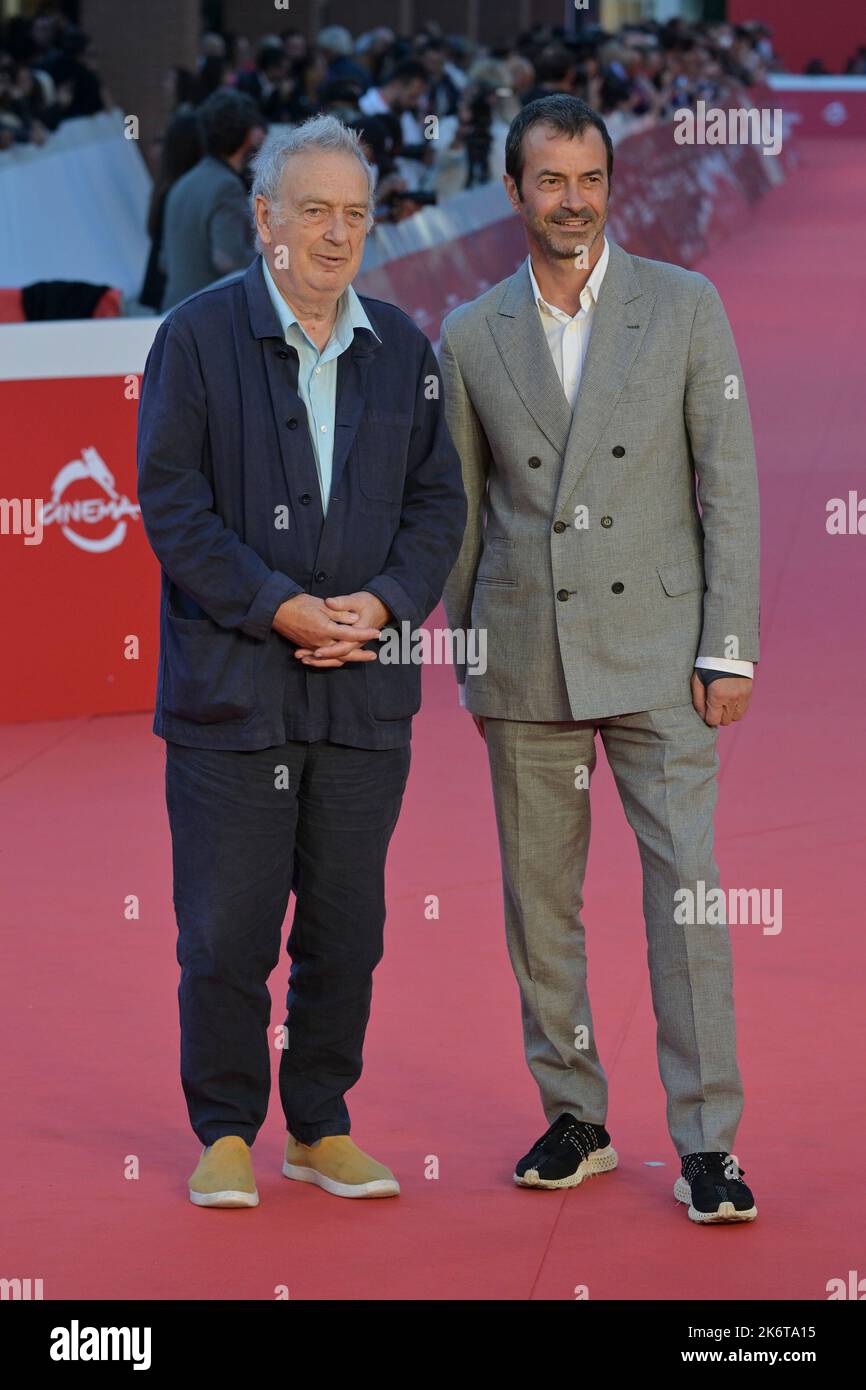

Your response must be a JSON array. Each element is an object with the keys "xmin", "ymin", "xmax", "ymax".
[
  {"xmin": 157, "ymin": 16, "xmax": 782, "ymax": 193},
  {"xmin": 142, "ymin": 15, "xmax": 788, "ymax": 311},
  {"xmin": 2, "ymin": 9, "xmax": 864, "ymax": 313},
  {"xmin": 1, "ymin": 10, "xmax": 783, "ymax": 162},
  {"xmin": 0, "ymin": 12, "xmax": 106, "ymax": 149},
  {"xmin": 4, "ymin": 9, "xmax": 866, "ymax": 161}
]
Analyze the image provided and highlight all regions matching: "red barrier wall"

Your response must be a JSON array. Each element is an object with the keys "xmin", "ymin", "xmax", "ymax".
[
  {"xmin": 1, "ymin": 376, "xmax": 154, "ymax": 722},
  {"xmin": 768, "ymin": 80, "xmax": 866, "ymax": 137},
  {"xmin": 728, "ymin": 0, "xmax": 863, "ymax": 75}
]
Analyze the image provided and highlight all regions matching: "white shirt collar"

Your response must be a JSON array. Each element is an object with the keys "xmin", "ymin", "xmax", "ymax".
[{"xmin": 526, "ymin": 236, "xmax": 610, "ymax": 320}]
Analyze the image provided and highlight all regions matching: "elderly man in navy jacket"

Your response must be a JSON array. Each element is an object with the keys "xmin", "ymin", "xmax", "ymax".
[{"xmin": 137, "ymin": 115, "xmax": 466, "ymax": 1208}]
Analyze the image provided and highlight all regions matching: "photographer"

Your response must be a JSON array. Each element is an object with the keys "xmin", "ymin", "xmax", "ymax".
[
  {"xmin": 433, "ymin": 65, "xmax": 515, "ymax": 199},
  {"xmin": 348, "ymin": 112, "xmax": 434, "ymax": 223}
]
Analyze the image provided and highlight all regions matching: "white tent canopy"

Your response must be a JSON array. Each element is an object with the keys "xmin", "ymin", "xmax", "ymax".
[{"xmin": 0, "ymin": 110, "xmax": 152, "ymax": 298}]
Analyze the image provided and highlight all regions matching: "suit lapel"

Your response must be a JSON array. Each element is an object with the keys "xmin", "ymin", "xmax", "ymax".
[
  {"xmin": 553, "ymin": 239, "xmax": 655, "ymax": 520},
  {"xmin": 486, "ymin": 262, "xmax": 573, "ymax": 458}
]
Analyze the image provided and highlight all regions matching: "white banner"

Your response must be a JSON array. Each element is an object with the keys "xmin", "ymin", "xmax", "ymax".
[{"xmin": 0, "ymin": 110, "xmax": 152, "ymax": 298}]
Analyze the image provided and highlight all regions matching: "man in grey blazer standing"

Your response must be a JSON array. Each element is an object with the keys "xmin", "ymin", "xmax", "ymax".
[
  {"xmin": 161, "ymin": 91, "xmax": 265, "ymax": 311},
  {"xmin": 441, "ymin": 95, "xmax": 760, "ymax": 1224}
]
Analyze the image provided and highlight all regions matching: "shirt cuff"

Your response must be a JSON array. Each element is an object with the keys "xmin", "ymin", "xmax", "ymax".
[
  {"xmin": 695, "ymin": 657, "xmax": 754, "ymax": 679},
  {"xmin": 457, "ymin": 682, "xmax": 467, "ymax": 708}
]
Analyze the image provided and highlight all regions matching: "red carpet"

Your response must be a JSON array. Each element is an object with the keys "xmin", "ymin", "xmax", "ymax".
[{"xmin": 2, "ymin": 138, "xmax": 864, "ymax": 1300}]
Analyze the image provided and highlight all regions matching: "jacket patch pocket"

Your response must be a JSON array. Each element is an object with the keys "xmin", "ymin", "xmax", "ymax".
[
  {"xmin": 365, "ymin": 651, "xmax": 423, "ymax": 721},
  {"xmin": 356, "ymin": 410, "xmax": 412, "ymax": 504},
  {"xmin": 657, "ymin": 559, "xmax": 705, "ymax": 597},
  {"xmin": 163, "ymin": 613, "xmax": 256, "ymax": 723},
  {"xmin": 476, "ymin": 535, "xmax": 517, "ymax": 587}
]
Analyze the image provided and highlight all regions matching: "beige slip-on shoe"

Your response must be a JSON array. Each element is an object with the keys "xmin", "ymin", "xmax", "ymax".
[
  {"xmin": 188, "ymin": 1135, "xmax": 259, "ymax": 1208},
  {"xmin": 282, "ymin": 1134, "xmax": 400, "ymax": 1198}
]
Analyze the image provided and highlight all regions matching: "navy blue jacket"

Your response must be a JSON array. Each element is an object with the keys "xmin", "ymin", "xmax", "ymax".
[{"xmin": 136, "ymin": 258, "xmax": 468, "ymax": 750}]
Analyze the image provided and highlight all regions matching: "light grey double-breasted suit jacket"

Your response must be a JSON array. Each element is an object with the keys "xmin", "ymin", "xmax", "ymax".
[{"xmin": 439, "ymin": 237, "xmax": 760, "ymax": 721}]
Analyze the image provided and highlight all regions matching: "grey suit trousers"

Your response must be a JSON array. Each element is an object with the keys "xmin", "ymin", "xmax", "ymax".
[{"xmin": 483, "ymin": 702, "xmax": 743, "ymax": 1157}]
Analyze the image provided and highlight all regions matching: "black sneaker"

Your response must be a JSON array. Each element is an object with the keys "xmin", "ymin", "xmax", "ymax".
[
  {"xmin": 674, "ymin": 1151, "xmax": 757, "ymax": 1223},
  {"xmin": 514, "ymin": 1113, "xmax": 618, "ymax": 1189}
]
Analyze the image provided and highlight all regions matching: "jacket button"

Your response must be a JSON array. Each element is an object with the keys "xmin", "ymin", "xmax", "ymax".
[
  {"xmin": 286, "ymin": 417, "xmax": 298, "ymax": 429},
  {"xmin": 612, "ymin": 445, "xmax": 625, "ymax": 457},
  {"xmin": 299, "ymin": 493, "xmax": 311, "ymax": 504},
  {"xmin": 557, "ymin": 589, "xmax": 570, "ymax": 601},
  {"xmin": 601, "ymin": 515, "xmax": 613, "ymax": 528},
  {"xmin": 528, "ymin": 456, "xmax": 542, "ymax": 468},
  {"xmin": 553, "ymin": 520, "xmax": 567, "ymax": 533},
  {"xmin": 611, "ymin": 581, "xmax": 624, "ymax": 594},
  {"xmin": 315, "ymin": 570, "xmax": 327, "ymax": 582},
  {"xmin": 276, "ymin": 348, "xmax": 290, "ymax": 359}
]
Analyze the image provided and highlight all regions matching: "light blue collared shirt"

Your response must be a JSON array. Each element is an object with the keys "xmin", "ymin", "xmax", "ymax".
[{"xmin": 261, "ymin": 255, "xmax": 381, "ymax": 515}]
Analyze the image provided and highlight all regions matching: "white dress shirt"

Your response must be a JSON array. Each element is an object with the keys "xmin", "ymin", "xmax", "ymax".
[
  {"xmin": 526, "ymin": 238, "xmax": 610, "ymax": 409},
  {"xmin": 456, "ymin": 238, "xmax": 752, "ymax": 707}
]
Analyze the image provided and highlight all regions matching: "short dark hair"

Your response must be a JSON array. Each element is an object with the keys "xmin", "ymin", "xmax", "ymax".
[
  {"xmin": 384, "ymin": 59, "xmax": 428, "ymax": 88},
  {"xmin": 505, "ymin": 94, "xmax": 613, "ymax": 197},
  {"xmin": 535, "ymin": 45, "xmax": 574, "ymax": 84},
  {"xmin": 197, "ymin": 90, "xmax": 264, "ymax": 158},
  {"xmin": 257, "ymin": 41, "xmax": 285, "ymax": 74}
]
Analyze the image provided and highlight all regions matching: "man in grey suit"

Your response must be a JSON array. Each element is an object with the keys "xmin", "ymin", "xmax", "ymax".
[
  {"xmin": 441, "ymin": 95, "xmax": 760, "ymax": 1224},
  {"xmin": 161, "ymin": 90, "xmax": 266, "ymax": 311}
]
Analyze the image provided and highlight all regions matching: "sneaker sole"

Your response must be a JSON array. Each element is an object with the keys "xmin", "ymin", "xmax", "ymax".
[
  {"xmin": 282, "ymin": 1161, "xmax": 400, "ymax": 1198},
  {"xmin": 514, "ymin": 1143, "xmax": 618, "ymax": 1189},
  {"xmin": 188, "ymin": 1187, "xmax": 259, "ymax": 1208},
  {"xmin": 673, "ymin": 1175, "xmax": 757, "ymax": 1223}
]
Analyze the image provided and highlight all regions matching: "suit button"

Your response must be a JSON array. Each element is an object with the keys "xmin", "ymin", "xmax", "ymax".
[
  {"xmin": 299, "ymin": 493, "xmax": 311, "ymax": 505},
  {"xmin": 611, "ymin": 581, "xmax": 624, "ymax": 594},
  {"xmin": 276, "ymin": 348, "xmax": 290, "ymax": 359},
  {"xmin": 612, "ymin": 445, "xmax": 625, "ymax": 458},
  {"xmin": 286, "ymin": 417, "xmax": 298, "ymax": 429},
  {"xmin": 553, "ymin": 520, "xmax": 567, "ymax": 533},
  {"xmin": 315, "ymin": 570, "xmax": 327, "ymax": 582},
  {"xmin": 557, "ymin": 589, "xmax": 570, "ymax": 601},
  {"xmin": 601, "ymin": 515, "xmax": 613, "ymax": 528},
  {"xmin": 528, "ymin": 456, "xmax": 542, "ymax": 469}
]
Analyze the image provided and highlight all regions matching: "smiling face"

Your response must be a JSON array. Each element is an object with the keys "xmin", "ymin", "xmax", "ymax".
[
  {"xmin": 504, "ymin": 122, "xmax": 610, "ymax": 264},
  {"xmin": 255, "ymin": 147, "xmax": 371, "ymax": 306}
]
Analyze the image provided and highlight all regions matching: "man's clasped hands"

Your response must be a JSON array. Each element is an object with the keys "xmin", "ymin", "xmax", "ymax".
[{"xmin": 273, "ymin": 591, "xmax": 392, "ymax": 668}]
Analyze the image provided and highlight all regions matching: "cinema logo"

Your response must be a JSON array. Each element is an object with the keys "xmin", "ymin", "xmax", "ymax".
[
  {"xmin": 42, "ymin": 445, "xmax": 141, "ymax": 553},
  {"xmin": 674, "ymin": 880, "xmax": 782, "ymax": 935},
  {"xmin": 50, "ymin": 1320, "xmax": 152, "ymax": 1371},
  {"xmin": 674, "ymin": 99, "xmax": 783, "ymax": 157},
  {"xmin": 377, "ymin": 621, "xmax": 487, "ymax": 675}
]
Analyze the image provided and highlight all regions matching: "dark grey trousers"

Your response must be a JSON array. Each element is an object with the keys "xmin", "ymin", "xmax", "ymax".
[{"xmin": 165, "ymin": 737, "xmax": 411, "ymax": 1147}]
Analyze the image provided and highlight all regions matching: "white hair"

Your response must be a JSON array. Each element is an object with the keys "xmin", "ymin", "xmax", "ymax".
[{"xmin": 249, "ymin": 116, "xmax": 376, "ymax": 237}]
